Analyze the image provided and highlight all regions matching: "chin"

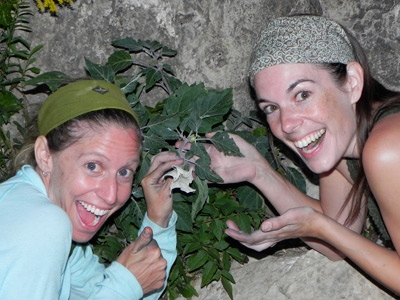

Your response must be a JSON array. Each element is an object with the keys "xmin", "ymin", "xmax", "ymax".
[
  {"xmin": 72, "ymin": 233, "xmax": 95, "ymax": 244},
  {"xmin": 303, "ymin": 158, "xmax": 336, "ymax": 174}
]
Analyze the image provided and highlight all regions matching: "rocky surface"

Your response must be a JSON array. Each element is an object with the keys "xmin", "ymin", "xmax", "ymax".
[
  {"xmin": 177, "ymin": 248, "xmax": 397, "ymax": 300},
  {"xmin": 26, "ymin": 0, "xmax": 400, "ymax": 112}
]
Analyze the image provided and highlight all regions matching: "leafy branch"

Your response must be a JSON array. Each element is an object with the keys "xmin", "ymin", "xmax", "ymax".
[{"xmin": 0, "ymin": 0, "xmax": 42, "ymax": 179}]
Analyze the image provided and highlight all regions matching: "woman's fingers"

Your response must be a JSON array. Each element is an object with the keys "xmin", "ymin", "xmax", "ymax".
[{"xmin": 224, "ymin": 207, "xmax": 320, "ymax": 252}]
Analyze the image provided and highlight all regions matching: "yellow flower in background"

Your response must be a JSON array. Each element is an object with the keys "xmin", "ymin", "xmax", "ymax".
[{"xmin": 34, "ymin": 0, "xmax": 74, "ymax": 13}]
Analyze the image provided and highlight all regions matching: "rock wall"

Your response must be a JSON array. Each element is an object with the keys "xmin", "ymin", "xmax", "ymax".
[
  {"xmin": 24, "ymin": 1, "xmax": 400, "ymax": 299},
  {"xmin": 26, "ymin": 0, "xmax": 400, "ymax": 112},
  {"xmin": 176, "ymin": 248, "xmax": 397, "ymax": 300}
]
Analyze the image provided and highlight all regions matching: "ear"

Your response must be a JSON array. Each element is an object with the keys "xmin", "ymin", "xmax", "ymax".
[
  {"xmin": 34, "ymin": 136, "xmax": 53, "ymax": 173},
  {"xmin": 346, "ymin": 62, "xmax": 364, "ymax": 105}
]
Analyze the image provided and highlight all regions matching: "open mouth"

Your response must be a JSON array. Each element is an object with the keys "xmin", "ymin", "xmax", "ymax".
[
  {"xmin": 294, "ymin": 129, "xmax": 326, "ymax": 154},
  {"xmin": 77, "ymin": 200, "xmax": 110, "ymax": 227}
]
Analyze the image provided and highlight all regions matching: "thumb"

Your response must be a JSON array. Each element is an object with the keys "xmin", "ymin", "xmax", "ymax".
[{"xmin": 132, "ymin": 227, "xmax": 153, "ymax": 253}]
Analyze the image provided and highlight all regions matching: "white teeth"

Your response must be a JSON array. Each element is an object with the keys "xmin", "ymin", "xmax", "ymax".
[
  {"xmin": 93, "ymin": 216, "xmax": 100, "ymax": 226},
  {"xmin": 79, "ymin": 201, "xmax": 109, "ymax": 217},
  {"xmin": 294, "ymin": 129, "xmax": 326, "ymax": 149}
]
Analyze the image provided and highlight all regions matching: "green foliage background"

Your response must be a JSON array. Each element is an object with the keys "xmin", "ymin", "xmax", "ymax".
[{"xmin": 0, "ymin": 2, "xmax": 308, "ymax": 299}]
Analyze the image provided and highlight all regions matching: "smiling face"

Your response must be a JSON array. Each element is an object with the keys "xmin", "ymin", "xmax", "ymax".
[
  {"xmin": 44, "ymin": 123, "xmax": 141, "ymax": 242},
  {"xmin": 254, "ymin": 63, "xmax": 360, "ymax": 173}
]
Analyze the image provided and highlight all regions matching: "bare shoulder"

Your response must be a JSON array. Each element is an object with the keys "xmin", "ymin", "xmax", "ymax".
[{"xmin": 363, "ymin": 112, "xmax": 400, "ymax": 170}]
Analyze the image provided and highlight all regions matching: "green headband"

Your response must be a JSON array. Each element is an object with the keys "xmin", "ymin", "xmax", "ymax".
[
  {"xmin": 38, "ymin": 80, "xmax": 138, "ymax": 136},
  {"xmin": 249, "ymin": 15, "xmax": 355, "ymax": 86}
]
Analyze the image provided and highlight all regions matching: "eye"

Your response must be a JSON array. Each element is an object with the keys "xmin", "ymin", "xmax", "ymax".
[
  {"xmin": 262, "ymin": 104, "xmax": 278, "ymax": 115},
  {"xmin": 118, "ymin": 168, "xmax": 133, "ymax": 178},
  {"xmin": 86, "ymin": 162, "xmax": 100, "ymax": 172},
  {"xmin": 295, "ymin": 90, "xmax": 310, "ymax": 101}
]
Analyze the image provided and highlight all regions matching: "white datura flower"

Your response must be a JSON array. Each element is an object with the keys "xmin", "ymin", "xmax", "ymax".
[{"xmin": 164, "ymin": 165, "xmax": 196, "ymax": 193}]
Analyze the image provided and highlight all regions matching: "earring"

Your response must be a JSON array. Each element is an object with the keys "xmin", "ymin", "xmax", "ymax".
[{"xmin": 42, "ymin": 170, "xmax": 48, "ymax": 177}]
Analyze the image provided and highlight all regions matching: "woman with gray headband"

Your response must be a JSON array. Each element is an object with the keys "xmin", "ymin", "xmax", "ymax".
[{"xmin": 203, "ymin": 15, "xmax": 400, "ymax": 294}]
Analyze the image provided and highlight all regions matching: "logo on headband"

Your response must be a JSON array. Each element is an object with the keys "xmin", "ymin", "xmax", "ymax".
[{"xmin": 92, "ymin": 86, "xmax": 109, "ymax": 95}]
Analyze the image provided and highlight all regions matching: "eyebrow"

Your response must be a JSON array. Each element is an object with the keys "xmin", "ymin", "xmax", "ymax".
[
  {"xmin": 256, "ymin": 78, "xmax": 316, "ymax": 105},
  {"xmin": 79, "ymin": 152, "xmax": 140, "ymax": 166},
  {"xmin": 287, "ymin": 79, "xmax": 315, "ymax": 93}
]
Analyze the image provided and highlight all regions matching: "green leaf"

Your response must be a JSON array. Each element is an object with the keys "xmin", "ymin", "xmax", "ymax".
[
  {"xmin": 191, "ymin": 177, "xmax": 209, "ymax": 221},
  {"xmin": 213, "ymin": 240, "xmax": 230, "ymax": 250},
  {"xmin": 10, "ymin": 50, "xmax": 28, "ymax": 59},
  {"xmin": 211, "ymin": 219, "xmax": 225, "ymax": 241},
  {"xmin": 142, "ymin": 40, "xmax": 163, "ymax": 53},
  {"xmin": 233, "ymin": 213, "xmax": 252, "ymax": 234},
  {"xmin": 227, "ymin": 247, "xmax": 246, "ymax": 263},
  {"xmin": 197, "ymin": 88, "xmax": 232, "ymax": 117},
  {"xmin": 194, "ymin": 158, "xmax": 223, "ymax": 182},
  {"xmin": 161, "ymin": 46, "xmax": 177, "ymax": 57},
  {"xmin": 85, "ymin": 57, "xmax": 115, "ymax": 82},
  {"xmin": 210, "ymin": 131, "xmax": 243, "ymax": 157},
  {"xmin": 0, "ymin": 2, "xmax": 13, "ymax": 27},
  {"xmin": 201, "ymin": 261, "xmax": 218, "ymax": 287},
  {"xmin": 27, "ymin": 66, "xmax": 40, "ymax": 74},
  {"xmin": 185, "ymin": 142, "xmax": 210, "ymax": 163},
  {"xmin": 145, "ymin": 69, "xmax": 162, "ymax": 90},
  {"xmin": 236, "ymin": 185, "xmax": 264, "ymax": 210},
  {"xmin": 186, "ymin": 110, "xmax": 203, "ymax": 132},
  {"xmin": 28, "ymin": 44, "xmax": 43, "ymax": 57},
  {"xmin": 112, "ymin": 37, "xmax": 143, "ymax": 52},
  {"xmin": 107, "ymin": 50, "xmax": 133, "ymax": 73},
  {"xmin": 285, "ymin": 167, "xmax": 307, "ymax": 194},
  {"xmin": 221, "ymin": 269, "xmax": 235, "ymax": 283},
  {"xmin": 119, "ymin": 77, "xmax": 139, "ymax": 95},
  {"xmin": 146, "ymin": 114, "xmax": 179, "ymax": 140},
  {"xmin": 0, "ymin": 91, "xmax": 22, "ymax": 124},
  {"xmin": 162, "ymin": 63, "xmax": 174, "ymax": 75},
  {"xmin": 177, "ymin": 283, "xmax": 199, "ymax": 298},
  {"xmin": 164, "ymin": 75, "xmax": 182, "ymax": 93},
  {"xmin": 222, "ymin": 251, "xmax": 231, "ymax": 270},
  {"xmin": 221, "ymin": 277, "xmax": 234, "ymax": 300},
  {"xmin": 23, "ymin": 71, "xmax": 71, "ymax": 91},
  {"xmin": 215, "ymin": 196, "xmax": 239, "ymax": 216},
  {"xmin": 142, "ymin": 134, "xmax": 169, "ymax": 154},
  {"xmin": 164, "ymin": 83, "xmax": 204, "ymax": 115},
  {"xmin": 174, "ymin": 201, "xmax": 193, "ymax": 232},
  {"xmin": 133, "ymin": 153, "xmax": 151, "ymax": 185},
  {"xmin": 183, "ymin": 241, "xmax": 201, "ymax": 255},
  {"xmin": 10, "ymin": 36, "xmax": 30, "ymax": 49},
  {"xmin": 131, "ymin": 101, "xmax": 149, "ymax": 127},
  {"xmin": 186, "ymin": 250, "xmax": 208, "ymax": 272}
]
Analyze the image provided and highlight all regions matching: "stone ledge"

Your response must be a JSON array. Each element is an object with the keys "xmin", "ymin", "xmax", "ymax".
[{"xmin": 178, "ymin": 248, "xmax": 397, "ymax": 300}]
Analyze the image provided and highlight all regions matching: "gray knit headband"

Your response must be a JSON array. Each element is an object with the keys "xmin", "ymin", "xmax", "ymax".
[{"xmin": 249, "ymin": 15, "xmax": 355, "ymax": 86}]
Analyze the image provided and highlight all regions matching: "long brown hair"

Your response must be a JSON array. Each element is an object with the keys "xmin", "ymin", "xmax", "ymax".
[{"xmin": 321, "ymin": 26, "xmax": 400, "ymax": 226}]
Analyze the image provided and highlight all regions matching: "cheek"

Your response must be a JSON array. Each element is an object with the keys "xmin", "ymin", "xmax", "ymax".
[
  {"xmin": 266, "ymin": 115, "xmax": 283, "ymax": 138},
  {"xmin": 116, "ymin": 184, "xmax": 133, "ymax": 205}
]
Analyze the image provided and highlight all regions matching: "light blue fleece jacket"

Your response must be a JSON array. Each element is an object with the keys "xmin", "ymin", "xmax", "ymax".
[{"xmin": 0, "ymin": 165, "xmax": 177, "ymax": 300}]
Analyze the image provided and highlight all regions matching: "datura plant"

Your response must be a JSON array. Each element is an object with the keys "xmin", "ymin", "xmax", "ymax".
[{"xmin": 24, "ymin": 37, "xmax": 307, "ymax": 299}]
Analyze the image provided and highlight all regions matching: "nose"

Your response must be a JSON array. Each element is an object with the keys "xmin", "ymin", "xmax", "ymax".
[
  {"xmin": 97, "ymin": 175, "xmax": 118, "ymax": 205},
  {"xmin": 280, "ymin": 108, "xmax": 303, "ymax": 134}
]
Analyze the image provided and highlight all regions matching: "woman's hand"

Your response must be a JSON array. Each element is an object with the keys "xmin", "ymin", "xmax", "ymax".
[
  {"xmin": 117, "ymin": 227, "xmax": 167, "ymax": 294},
  {"xmin": 141, "ymin": 152, "xmax": 183, "ymax": 227},
  {"xmin": 177, "ymin": 132, "xmax": 270, "ymax": 185},
  {"xmin": 207, "ymin": 132, "xmax": 268, "ymax": 184},
  {"xmin": 225, "ymin": 207, "xmax": 323, "ymax": 252}
]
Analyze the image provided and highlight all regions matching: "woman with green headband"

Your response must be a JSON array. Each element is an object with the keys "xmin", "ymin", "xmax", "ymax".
[
  {"xmin": 0, "ymin": 80, "xmax": 183, "ymax": 299},
  {"xmin": 201, "ymin": 15, "xmax": 400, "ymax": 294}
]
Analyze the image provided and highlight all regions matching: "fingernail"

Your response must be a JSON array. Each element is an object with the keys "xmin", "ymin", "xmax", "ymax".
[
  {"xmin": 143, "ymin": 227, "xmax": 152, "ymax": 236},
  {"xmin": 262, "ymin": 222, "xmax": 272, "ymax": 232}
]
